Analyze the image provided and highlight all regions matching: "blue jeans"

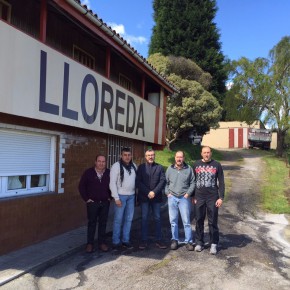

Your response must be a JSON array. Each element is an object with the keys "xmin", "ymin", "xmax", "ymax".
[
  {"xmin": 112, "ymin": 194, "xmax": 135, "ymax": 245},
  {"xmin": 168, "ymin": 195, "xmax": 192, "ymax": 243},
  {"xmin": 140, "ymin": 201, "xmax": 162, "ymax": 242}
]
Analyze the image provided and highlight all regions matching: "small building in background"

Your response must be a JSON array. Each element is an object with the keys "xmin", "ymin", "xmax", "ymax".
[{"xmin": 202, "ymin": 121, "xmax": 277, "ymax": 149}]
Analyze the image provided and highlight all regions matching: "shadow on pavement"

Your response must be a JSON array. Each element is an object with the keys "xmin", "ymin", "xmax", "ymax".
[{"xmin": 220, "ymin": 233, "xmax": 252, "ymax": 250}]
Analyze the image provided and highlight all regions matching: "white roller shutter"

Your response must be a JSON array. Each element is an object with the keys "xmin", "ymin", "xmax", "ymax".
[{"xmin": 0, "ymin": 129, "xmax": 51, "ymax": 176}]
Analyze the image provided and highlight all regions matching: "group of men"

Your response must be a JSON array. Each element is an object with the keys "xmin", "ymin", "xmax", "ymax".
[{"xmin": 78, "ymin": 146, "xmax": 225, "ymax": 255}]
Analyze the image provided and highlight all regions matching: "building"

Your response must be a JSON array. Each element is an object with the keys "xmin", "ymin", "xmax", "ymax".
[
  {"xmin": 202, "ymin": 121, "xmax": 277, "ymax": 149},
  {"xmin": 0, "ymin": 0, "xmax": 177, "ymax": 254}
]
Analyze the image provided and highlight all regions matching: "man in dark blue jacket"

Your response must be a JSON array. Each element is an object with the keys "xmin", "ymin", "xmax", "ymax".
[{"xmin": 136, "ymin": 149, "xmax": 167, "ymax": 250}]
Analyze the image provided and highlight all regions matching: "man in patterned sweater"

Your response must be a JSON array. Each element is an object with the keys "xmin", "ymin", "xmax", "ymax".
[{"xmin": 192, "ymin": 146, "xmax": 225, "ymax": 255}]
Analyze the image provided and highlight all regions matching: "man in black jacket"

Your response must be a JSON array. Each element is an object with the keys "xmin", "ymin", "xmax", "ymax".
[
  {"xmin": 136, "ymin": 149, "xmax": 167, "ymax": 250},
  {"xmin": 193, "ymin": 146, "xmax": 225, "ymax": 255}
]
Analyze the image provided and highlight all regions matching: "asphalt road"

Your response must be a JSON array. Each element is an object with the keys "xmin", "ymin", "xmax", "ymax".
[{"xmin": 2, "ymin": 149, "xmax": 290, "ymax": 290}]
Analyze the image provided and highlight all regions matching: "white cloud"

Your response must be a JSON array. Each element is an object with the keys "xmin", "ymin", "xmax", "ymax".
[
  {"xmin": 109, "ymin": 22, "xmax": 147, "ymax": 45},
  {"xmin": 79, "ymin": 2, "xmax": 147, "ymax": 49},
  {"xmin": 126, "ymin": 35, "xmax": 147, "ymax": 45},
  {"xmin": 109, "ymin": 23, "xmax": 125, "ymax": 35}
]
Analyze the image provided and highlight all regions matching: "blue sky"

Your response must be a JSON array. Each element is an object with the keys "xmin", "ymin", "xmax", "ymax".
[{"xmin": 81, "ymin": 0, "xmax": 290, "ymax": 61}]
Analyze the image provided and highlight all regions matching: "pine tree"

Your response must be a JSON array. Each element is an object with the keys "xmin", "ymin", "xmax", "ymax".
[{"xmin": 149, "ymin": 0, "xmax": 227, "ymax": 104}]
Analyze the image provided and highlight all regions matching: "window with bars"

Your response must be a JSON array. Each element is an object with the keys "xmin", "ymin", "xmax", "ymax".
[
  {"xmin": 119, "ymin": 73, "xmax": 132, "ymax": 91},
  {"xmin": 0, "ymin": 0, "xmax": 11, "ymax": 22},
  {"xmin": 73, "ymin": 45, "xmax": 95, "ymax": 70},
  {"xmin": 107, "ymin": 135, "xmax": 133, "ymax": 167}
]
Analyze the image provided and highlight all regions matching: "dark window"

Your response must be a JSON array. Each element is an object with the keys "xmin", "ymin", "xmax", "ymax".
[
  {"xmin": 119, "ymin": 73, "xmax": 132, "ymax": 91},
  {"xmin": 73, "ymin": 45, "xmax": 95, "ymax": 70},
  {"xmin": 0, "ymin": 0, "xmax": 11, "ymax": 22}
]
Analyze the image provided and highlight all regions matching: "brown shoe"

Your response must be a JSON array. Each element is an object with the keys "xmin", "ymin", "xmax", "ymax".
[
  {"xmin": 86, "ymin": 244, "xmax": 94, "ymax": 253},
  {"xmin": 98, "ymin": 243, "xmax": 109, "ymax": 252},
  {"xmin": 170, "ymin": 240, "xmax": 178, "ymax": 250}
]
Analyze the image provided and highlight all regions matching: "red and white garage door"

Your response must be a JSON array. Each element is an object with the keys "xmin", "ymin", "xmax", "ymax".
[{"xmin": 229, "ymin": 128, "xmax": 248, "ymax": 148}]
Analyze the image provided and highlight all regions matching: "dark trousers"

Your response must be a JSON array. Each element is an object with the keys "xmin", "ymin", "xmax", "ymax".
[
  {"xmin": 140, "ymin": 201, "xmax": 162, "ymax": 242},
  {"xmin": 87, "ymin": 201, "xmax": 110, "ymax": 245},
  {"xmin": 195, "ymin": 193, "xmax": 219, "ymax": 245}
]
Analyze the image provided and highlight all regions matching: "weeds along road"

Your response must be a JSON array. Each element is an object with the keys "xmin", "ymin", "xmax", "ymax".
[{"xmin": 2, "ymin": 149, "xmax": 290, "ymax": 290}]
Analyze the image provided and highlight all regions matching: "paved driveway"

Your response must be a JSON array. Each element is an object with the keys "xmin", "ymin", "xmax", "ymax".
[{"xmin": 2, "ymin": 149, "xmax": 290, "ymax": 290}]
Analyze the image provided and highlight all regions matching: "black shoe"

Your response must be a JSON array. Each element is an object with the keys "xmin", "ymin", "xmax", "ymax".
[
  {"xmin": 185, "ymin": 243, "xmax": 194, "ymax": 251},
  {"xmin": 122, "ymin": 242, "xmax": 134, "ymax": 249},
  {"xmin": 156, "ymin": 240, "xmax": 167, "ymax": 249},
  {"xmin": 170, "ymin": 240, "xmax": 178, "ymax": 250}
]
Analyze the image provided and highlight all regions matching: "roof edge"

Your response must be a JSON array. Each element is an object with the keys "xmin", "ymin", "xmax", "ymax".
[{"xmin": 64, "ymin": 0, "xmax": 178, "ymax": 93}]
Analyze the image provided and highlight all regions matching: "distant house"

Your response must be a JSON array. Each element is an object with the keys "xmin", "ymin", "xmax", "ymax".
[
  {"xmin": 202, "ymin": 121, "xmax": 277, "ymax": 149},
  {"xmin": 0, "ymin": 0, "xmax": 177, "ymax": 254}
]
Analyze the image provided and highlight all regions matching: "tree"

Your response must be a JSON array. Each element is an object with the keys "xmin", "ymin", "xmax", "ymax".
[
  {"xmin": 227, "ymin": 37, "xmax": 290, "ymax": 157},
  {"xmin": 223, "ymin": 82, "xmax": 260, "ymax": 122},
  {"xmin": 148, "ymin": 53, "xmax": 222, "ymax": 148},
  {"xmin": 149, "ymin": 0, "xmax": 227, "ymax": 105}
]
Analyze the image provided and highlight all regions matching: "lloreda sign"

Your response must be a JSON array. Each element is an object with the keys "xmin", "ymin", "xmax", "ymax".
[
  {"xmin": 39, "ymin": 51, "xmax": 145, "ymax": 137},
  {"xmin": 0, "ymin": 21, "xmax": 161, "ymax": 143}
]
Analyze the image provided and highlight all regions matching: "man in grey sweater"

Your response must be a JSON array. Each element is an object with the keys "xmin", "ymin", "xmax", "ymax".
[{"xmin": 165, "ymin": 151, "xmax": 195, "ymax": 251}]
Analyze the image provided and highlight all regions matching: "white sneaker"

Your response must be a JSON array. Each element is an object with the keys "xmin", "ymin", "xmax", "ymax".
[
  {"xmin": 195, "ymin": 244, "xmax": 204, "ymax": 252},
  {"xmin": 210, "ymin": 244, "xmax": 217, "ymax": 255}
]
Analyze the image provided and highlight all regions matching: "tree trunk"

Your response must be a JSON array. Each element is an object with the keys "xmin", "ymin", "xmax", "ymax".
[
  {"xmin": 166, "ymin": 127, "xmax": 182, "ymax": 150},
  {"xmin": 166, "ymin": 137, "xmax": 177, "ymax": 151},
  {"xmin": 276, "ymin": 130, "xmax": 286, "ymax": 157}
]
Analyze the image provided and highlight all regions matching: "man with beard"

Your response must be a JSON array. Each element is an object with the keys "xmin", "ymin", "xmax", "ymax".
[{"xmin": 136, "ymin": 149, "xmax": 167, "ymax": 250}]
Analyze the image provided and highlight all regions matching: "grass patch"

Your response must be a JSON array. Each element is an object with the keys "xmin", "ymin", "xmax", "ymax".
[
  {"xmin": 155, "ymin": 140, "xmax": 222, "ymax": 169},
  {"xmin": 261, "ymin": 153, "xmax": 290, "ymax": 214}
]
